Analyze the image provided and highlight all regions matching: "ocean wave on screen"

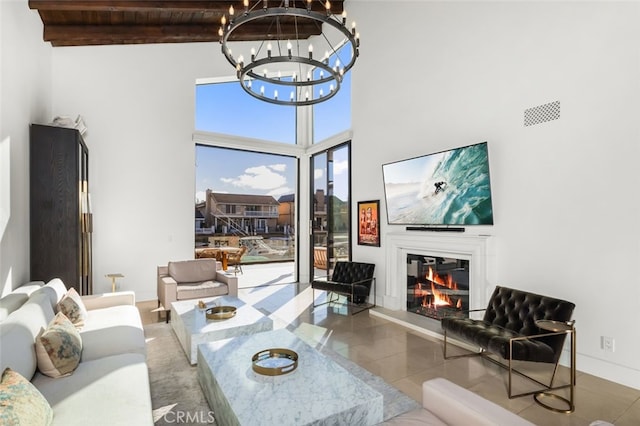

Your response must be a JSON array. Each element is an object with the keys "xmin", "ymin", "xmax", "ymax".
[{"xmin": 387, "ymin": 143, "xmax": 493, "ymax": 225}]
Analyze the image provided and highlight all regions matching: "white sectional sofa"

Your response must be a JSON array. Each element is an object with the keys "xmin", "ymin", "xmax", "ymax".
[
  {"xmin": 0, "ymin": 280, "xmax": 44, "ymax": 321},
  {"xmin": 0, "ymin": 278, "xmax": 153, "ymax": 425},
  {"xmin": 383, "ymin": 378, "xmax": 534, "ymax": 425}
]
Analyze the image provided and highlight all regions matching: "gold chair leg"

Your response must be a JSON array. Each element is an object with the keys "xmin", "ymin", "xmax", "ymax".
[
  {"xmin": 444, "ymin": 329, "xmax": 448, "ymax": 358},
  {"xmin": 509, "ymin": 340, "xmax": 514, "ymax": 398},
  {"xmin": 348, "ymin": 278, "xmax": 376, "ymax": 315},
  {"xmin": 443, "ymin": 328, "xmax": 575, "ymax": 403},
  {"xmin": 312, "ymin": 289, "xmax": 339, "ymax": 309},
  {"xmin": 442, "ymin": 329, "xmax": 483, "ymax": 360}
]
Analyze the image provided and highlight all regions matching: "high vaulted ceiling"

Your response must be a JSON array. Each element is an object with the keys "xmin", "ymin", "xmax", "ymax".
[{"xmin": 29, "ymin": 0, "xmax": 346, "ymax": 47}]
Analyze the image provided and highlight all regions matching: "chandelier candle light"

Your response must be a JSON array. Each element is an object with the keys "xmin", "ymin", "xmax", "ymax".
[{"xmin": 219, "ymin": 0, "xmax": 360, "ymax": 106}]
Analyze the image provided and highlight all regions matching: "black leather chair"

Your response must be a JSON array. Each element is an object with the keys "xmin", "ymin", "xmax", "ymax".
[
  {"xmin": 441, "ymin": 286, "xmax": 575, "ymax": 399},
  {"xmin": 311, "ymin": 261, "xmax": 375, "ymax": 315}
]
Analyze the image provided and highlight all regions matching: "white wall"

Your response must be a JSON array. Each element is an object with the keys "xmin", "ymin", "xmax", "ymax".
[
  {"xmin": 0, "ymin": 0, "xmax": 51, "ymax": 296},
  {"xmin": 51, "ymin": 42, "xmax": 228, "ymax": 299},
  {"xmin": 349, "ymin": 2, "xmax": 640, "ymax": 389},
  {"xmin": 47, "ymin": 1, "xmax": 640, "ymax": 389}
]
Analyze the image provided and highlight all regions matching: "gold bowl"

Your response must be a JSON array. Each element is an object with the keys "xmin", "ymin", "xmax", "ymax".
[
  {"xmin": 251, "ymin": 348, "xmax": 298, "ymax": 376},
  {"xmin": 205, "ymin": 306, "xmax": 237, "ymax": 320}
]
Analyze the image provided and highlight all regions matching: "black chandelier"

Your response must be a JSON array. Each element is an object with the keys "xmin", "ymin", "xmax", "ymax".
[{"xmin": 219, "ymin": 0, "xmax": 360, "ymax": 106}]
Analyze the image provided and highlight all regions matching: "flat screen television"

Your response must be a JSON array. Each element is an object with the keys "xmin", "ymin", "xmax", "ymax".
[{"xmin": 382, "ymin": 141, "xmax": 494, "ymax": 226}]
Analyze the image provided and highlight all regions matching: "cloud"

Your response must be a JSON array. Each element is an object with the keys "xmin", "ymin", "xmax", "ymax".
[
  {"xmin": 195, "ymin": 191, "xmax": 206, "ymax": 203},
  {"xmin": 333, "ymin": 160, "xmax": 348, "ymax": 175},
  {"xmin": 270, "ymin": 163, "xmax": 287, "ymax": 172},
  {"xmin": 314, "ymin": 160, "xmax": 347, "ymax": 181},
  {"xmin": 222, "ymin": 164, "xmax": 287, "ymax": 191},
  {"xmin": 267, "ymin": 186, "xmax": 293, "ymax": 197}
]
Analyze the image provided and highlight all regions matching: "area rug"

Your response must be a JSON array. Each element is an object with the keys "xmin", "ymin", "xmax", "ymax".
[{"xmin": 145, "ymin": 322, "xmax": 420, "ymax": 425}]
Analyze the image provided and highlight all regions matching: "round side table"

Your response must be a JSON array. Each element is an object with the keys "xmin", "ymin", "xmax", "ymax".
[{"xmin": 533, "ymin": 319, "xmax": 576, "ymax": 413}]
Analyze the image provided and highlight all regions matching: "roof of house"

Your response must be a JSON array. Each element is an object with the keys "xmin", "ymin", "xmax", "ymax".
[
  {"xmin": 210, "ymin": 192, "xmax": 279, "ymax": 206},
  {"xmin": 278, "ymin": 194, "xmax": 295, "ymax": 203}
]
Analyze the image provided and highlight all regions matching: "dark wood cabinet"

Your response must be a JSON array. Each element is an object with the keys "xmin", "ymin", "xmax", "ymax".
[{"xmin": 30, "ymin": 124, "xmax": 92, "ymax": 295}]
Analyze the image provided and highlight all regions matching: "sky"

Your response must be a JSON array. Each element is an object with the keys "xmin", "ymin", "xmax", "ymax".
[
  {"xmin": 194, "ymin": 71, "xmax": 352, "ymax": 204},
  {"xmin": 195, "ymin": 145, "xmax": 350, "ymax": 203},
  {"xmin": 195, "ymin": 146, "xmax": 297, "ymax": 202},
  {"xmin": 195, "ymin": 82, "xmax": 296, "ymax": 144}
]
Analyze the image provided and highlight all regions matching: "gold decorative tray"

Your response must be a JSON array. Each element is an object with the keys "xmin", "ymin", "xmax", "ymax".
[
  {"xmin": 205, "ymin": 306, "xmax": 237, "ymax": 320},
  {"xmin": 251, "ymin": 348, "xmax": 298, "ymax": 376}
]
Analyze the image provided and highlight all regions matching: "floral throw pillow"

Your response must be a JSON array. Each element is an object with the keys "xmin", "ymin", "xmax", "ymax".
[
  {"xmin": 35, "ymin": 312, "xmax": 83, "ymax": 378},
  {"xmin": 0, "ymin": 367, "xmax": 53, "ymax": 425},
  {"xmin": 56, "ymin": 287, "xmax": 88, "ymax": 328}
]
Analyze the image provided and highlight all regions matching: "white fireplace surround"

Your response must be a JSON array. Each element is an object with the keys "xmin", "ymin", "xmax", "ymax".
[{"xmin": 382, "ymin": 232, "xmax": 494, "ymax": 313}]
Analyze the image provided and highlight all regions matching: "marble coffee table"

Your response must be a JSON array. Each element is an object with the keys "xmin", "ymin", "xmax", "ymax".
[
  {"xmin": 197, "ymin": 328, "xmax": 383, "ymax": 426},
  {"xmin": 171, "ymin": 296, "xmax": 273, "ymax": 364}
]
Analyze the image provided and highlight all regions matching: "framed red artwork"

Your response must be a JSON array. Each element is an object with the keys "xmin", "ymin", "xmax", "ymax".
[{"xmin": 357, "ymin": 200, "xmax": 380, "ymax": 247}]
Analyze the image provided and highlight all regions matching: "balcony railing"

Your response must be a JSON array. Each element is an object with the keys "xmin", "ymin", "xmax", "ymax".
[
  {"xmin": 241, "ymin": 211, "xmax": 279, "ymax": 218},
  {"xmin": 195, "ymin": 227, "xmax": 214, "ymax": 234}
]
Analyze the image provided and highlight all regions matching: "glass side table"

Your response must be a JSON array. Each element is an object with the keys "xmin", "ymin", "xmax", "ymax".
[{"xmin": 533, "ymin": 319, "xmax": 576, "ymax": 413}]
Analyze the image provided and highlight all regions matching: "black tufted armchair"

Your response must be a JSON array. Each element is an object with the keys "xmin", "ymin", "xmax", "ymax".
[
  {"xmin": 311, "ymin": 261, "xmax": 376, "ymax": 315},
  {"xmin": 441, "ymin": 286, "xmax": 575, "ymax": 399}
]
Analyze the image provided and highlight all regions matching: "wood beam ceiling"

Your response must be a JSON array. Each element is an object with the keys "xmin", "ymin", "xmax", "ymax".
[{"xmin": 28, "ymin": 0, "xmax": 344, "ymax": 47}]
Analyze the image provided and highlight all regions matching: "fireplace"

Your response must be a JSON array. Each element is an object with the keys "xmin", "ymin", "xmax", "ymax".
[
  {"xmin": 406, "ymin": 255, "xmax": 469, "ymax": 320},
  {"xmin": 377, "ymin": 232, "xmax": 492, "ymax": 337}
]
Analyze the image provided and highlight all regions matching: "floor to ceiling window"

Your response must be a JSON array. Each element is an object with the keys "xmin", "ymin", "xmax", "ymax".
[
  {"xmin": 195, "ymin": 80, "xmax": 300, "ymax": 283},
  {"xmin": 309, "ymin": 43, "xmax": 352, "ymax": 278},
  {"xmin": 194, "ymin": 46, "xmax": 352, "ymax": 282}
]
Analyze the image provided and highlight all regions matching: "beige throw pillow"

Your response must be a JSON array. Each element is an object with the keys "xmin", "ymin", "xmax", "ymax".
[
  {"xmin": 0, "ymin": 367, "xmax": 53, "ymax": 425},
  {"xmin": 56, "ymin": 287, "xmax": 88, "ymax": 328},
  {"xmin": 36, "ymin": 312, "xmax": 83, "ymax": 378}
]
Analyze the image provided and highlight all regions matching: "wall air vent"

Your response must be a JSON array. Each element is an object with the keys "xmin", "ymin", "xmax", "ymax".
[{"xmin": 524, "ymin": 100, "xmax": 560, "ymax": 126}]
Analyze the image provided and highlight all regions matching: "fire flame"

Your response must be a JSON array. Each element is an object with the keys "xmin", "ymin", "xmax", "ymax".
[
  {"xmin": 428, "ymin": 282, "xmax": 451, "ymax": 307},
  {"xmin": 417, "ymin": 267, "xmax": 461, "ymax": 311},
  {"xmin": 426, "ymin": 267, "xmax": 458, "ymax": 290}
]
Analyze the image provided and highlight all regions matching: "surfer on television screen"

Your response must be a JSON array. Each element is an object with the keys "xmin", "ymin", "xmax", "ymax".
[{"xmin": 434, "ymin": 181, "xmax": 446, "ymax": 194}]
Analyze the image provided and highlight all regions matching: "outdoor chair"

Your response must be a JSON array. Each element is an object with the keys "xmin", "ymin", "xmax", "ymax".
[
  {"xmin": 313, "ymin": 246, "xmax": 328, "ymax": 270},
  {"xmin": 226, "ymin": 246, "xmax": 247, "ymax": 275}
]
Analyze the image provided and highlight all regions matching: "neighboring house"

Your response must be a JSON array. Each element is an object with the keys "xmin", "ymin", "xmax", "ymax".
[
  {"xmin": 277, "ymin": 194, "xmax": 295, "ymax": 235},
  {"xmin": 204, "ymin": 190, "xmax": 279, "ymax": 234},
  {"xmin": 313, "ymin": 189, "xmax": 327, "ymax": 231},
  {"xmin": 195, "ymin": 202, "xmax": 206, "ymax": 233},
  {"xmin": 311, "ymin": 189, "xmax": 348, "ymax": 232}
]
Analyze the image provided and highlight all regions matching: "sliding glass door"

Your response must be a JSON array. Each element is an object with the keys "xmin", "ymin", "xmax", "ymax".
[{"xmin": 311, "ymin": 143, "xmax": 351, "ymax": 278}]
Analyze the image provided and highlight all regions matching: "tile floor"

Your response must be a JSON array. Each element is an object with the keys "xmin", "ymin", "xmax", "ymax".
[{"xmin": 139, "ymin": 263, "xmax": 640, "ymax": 425}]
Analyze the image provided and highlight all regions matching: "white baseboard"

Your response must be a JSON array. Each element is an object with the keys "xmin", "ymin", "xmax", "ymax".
[{"xmin": 574, "ymin": 353, "xmax": 640, "ymax": 391}]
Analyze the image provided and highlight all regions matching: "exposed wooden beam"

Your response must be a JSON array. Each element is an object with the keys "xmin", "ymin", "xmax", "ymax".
[
  {"xmin": 43, "ymin": 23, "xmax": 322, "ymax": 46},
  {"xmin": 44, "ymin": 24, "xmax": 217, "ymax": 45},
  {"xmin": 30, "ymin": 1, "xmax": 237, "ymax": 12},
  {"xmin": 29, "ymin": 0, "xmax": 343, "ymax": 14},
  {"xmin": 30, "ymin": 0, "xmax": 344, "ymax": 46}
]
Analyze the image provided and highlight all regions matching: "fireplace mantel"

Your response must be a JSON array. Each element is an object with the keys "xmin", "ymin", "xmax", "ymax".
[{"xmin": 382, "ymin": 232, "xmax": 494, "ymax": 312}]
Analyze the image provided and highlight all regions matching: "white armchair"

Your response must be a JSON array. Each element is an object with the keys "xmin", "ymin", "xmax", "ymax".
[{"xmin": 157, "ymin": 258, "xmax": 238, "ymax": 322}]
